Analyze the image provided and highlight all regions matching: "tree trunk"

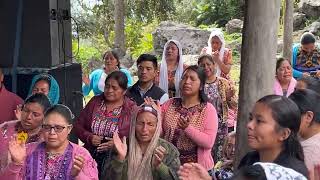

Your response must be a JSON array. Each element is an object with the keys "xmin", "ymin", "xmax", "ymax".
[
  {"xmin": 114, "ymin": 0, "xmax": 125, "ymax": 56},
  {"xmin": 234, "ymin": 0, "xmax": 281, "ymax": 167},
  {"xmin": 283, "ymin": 0, "xmax": 293, "ymax": 61}
]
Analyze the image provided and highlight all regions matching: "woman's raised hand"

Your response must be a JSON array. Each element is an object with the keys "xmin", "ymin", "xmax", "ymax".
[
  {"xmin": 8, "ymin": 135, "xmax": 27, "ymax": 165},
  {"xmin": 113, "ymin": 132, "xmax": 127, "ymax": 161},
  {"xmin": 143, "ymin": 97, "xmax": 160, "ymax": 111}
]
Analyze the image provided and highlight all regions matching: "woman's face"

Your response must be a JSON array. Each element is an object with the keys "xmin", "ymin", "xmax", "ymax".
[
  {"xmin": 198, "ymin": 58, "xmax": 216, "ymax": 78},
  {"xmin": 104, "ymin": 53, "xmax": 119, "ymax": 72},
  {"xmin": 165, "ymin": 42, "xmax": 179, "ymax": 61},
  {"xmin": 32, "ymin": 80, "xmax": 50, "ymax": 96},
  {"xmin": 276, "ymin": 60, "xmax": 292, "ymax": 83},
  {"xmin": 135, "ymin": 112, "xmax": 157, "ymax": 144},
  {"xmin": 42, "ymin": 112, "xmax": 72, "ymax": 149},
  {"xmin": 247, "ymin": 102, "xmax": 285, "ymax": 151},
  {"xmin": 104, "ymin": 78, "xmax": 126, "ymax": 103},
  {"xmin": 225, "ymin": 136, "xmax": 236, "ymax": 160},
  {"xmin": 21, "ymin": 102, "xmax": 45, "ymax": 131},
  {"xmin": 211, "ymin": 36, "xmax": 222, "ymax": 51},
  {"xmin": 180, "ymin": 69, "xmax": 201, "ymax": 97}
]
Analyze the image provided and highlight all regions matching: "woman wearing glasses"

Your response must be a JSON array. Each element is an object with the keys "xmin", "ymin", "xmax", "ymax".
[
  {"xmin": 2, "ymin": 104, "xmax": 98, "ymax": 179},
  {"xmin": 0, "ymin": 93, "xmax": 51, "ymax": 171}
]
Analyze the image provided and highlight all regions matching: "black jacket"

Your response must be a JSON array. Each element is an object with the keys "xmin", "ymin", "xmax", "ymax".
[{"xmin": 126, "ymin": 82, "xmax": 166, "ymax": 105}]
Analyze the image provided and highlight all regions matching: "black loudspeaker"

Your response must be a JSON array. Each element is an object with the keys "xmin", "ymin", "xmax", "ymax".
[
  {"xmin": 0, "ymin": 0, "xmax": 72, "ymax": 68},
  {"xmin": 3, "ymin": 63, "xmax": 82, "ymax": 143}
]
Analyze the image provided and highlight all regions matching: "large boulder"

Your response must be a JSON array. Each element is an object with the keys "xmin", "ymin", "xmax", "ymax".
[
  {"xmin": 152, "ymin": 21, "xmax": 210, "ymax": 56},
  {"xmin": 298, "ymin": 0, "xmax": 320, "ymax": 19},
  {"xmin": 293, "ymin": 12, "xmax": 307, "ymax": 31},
  {"xmin": 225, "ymin": 19, "xmax": 243, "ymax": 34},
  {"xmin": 308, "ymin": 21, "xmax": 320, "ymax": 36}
]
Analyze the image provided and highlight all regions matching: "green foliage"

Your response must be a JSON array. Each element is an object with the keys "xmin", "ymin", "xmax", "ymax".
[
  {"xmin": 130, "ymin": 22, "xmax": 158, "ymax": 59},
  {"xmin": 127, "ymin": 0, "xmax": 175, "ymax": 22},
  {"xmin": 193, "ymin": 0, "xmax": 244, "ymax": 27},
  {"xmin": 224, "ymin": 32, "xmax": 242, "ymax": 43},
  {"xmin": 72, "ymin": 41, "xmax": 102, "ymax": 74}
]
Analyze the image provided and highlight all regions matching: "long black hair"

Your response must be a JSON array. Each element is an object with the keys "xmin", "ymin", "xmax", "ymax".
[
  {"xmin": 181, "ymin": 65, "xmax": 208, "ymax": 103},
  {"xmin": 289, "ymin": 89, "xmax": 320, "ymax": 124},
  {"xmin": 105, "ymin": 71, "xmax": 128, "ymax": 90},
  {"xmin": 257, "ymin": 95, "xmax": 304, "ymax": 161},
  {"xmin": 24, "ymin": 93, "xmax": 51, "ymax": 113}
]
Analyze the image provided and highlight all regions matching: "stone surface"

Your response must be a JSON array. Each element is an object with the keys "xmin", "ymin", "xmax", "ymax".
[
  {"xmin": 293, "ymin": 12, "xmax": 307, "ymax": 31},
  {"xmin": 308, "ymin": 21, "xmax": 320, "ymax": 36},
  {"xmin": 225, "ymin": 19, "xmax": 243, "ymax": 34},
  {"xmin": 152, "ymin": 21, "xmax": 211, "ymax": 56},
  {"xmin": 298, "ymin": 0, "xmax": 320, "ymax": 19}
]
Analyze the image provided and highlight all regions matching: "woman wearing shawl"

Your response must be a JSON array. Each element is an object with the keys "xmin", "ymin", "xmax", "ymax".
[
  {"xmin": 202, "ymin": 29, "xmax": 237, "ymax": 132},
  {"xmin": 105, "ymin": 104, "xmax": 181, "ymax": 180},
  {"xmin": 156, "ymin": 40, "xmax": 187, "ymax": 98},
  {"xmin": 82, "ymin": 50, "xmax": 133, "ymax": 96},
  {"xmin": 273, "ymin": 57, "xmax": 296, "ymax": 97},
  {"xmin": 201, "ymin": 29, "xmax": 233, "ymax": 79},
  {"xmin": 161, "ymin": 65, "xmax": 218, "ymax": 176},
  {"xmin": 2, "ymin": 104, "xmax": 98, "ymax": 179},
  {"xmin": 198, "ymin": 54, "xmax": 237, "ymax": 162},
  {"xmin": 28, "ymin": 73, "xmax": 60, "ymax": 105}
]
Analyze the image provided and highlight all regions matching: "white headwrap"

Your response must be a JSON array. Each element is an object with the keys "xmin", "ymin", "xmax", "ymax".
[
  {"xmin": 159, "ymin": 40, "xmax": 184, "ymax": 97},
  {"xmin": 254, "ymin": 162, "xmax": 307, "ymax": 180},
  {"xmin": 127, "ymin": 105, "xmax": 162, "ymax": 180},
  {"xmin": 205, "ymin": 29, "xmax": 225, "ymax": 77}
]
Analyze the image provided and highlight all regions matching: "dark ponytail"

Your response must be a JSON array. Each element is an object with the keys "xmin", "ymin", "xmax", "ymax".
[
  {"xmin": 284, "ymin": 133, "xmax": 304, "ymax": 161},
  {"xmin": 257, "ymin": 95, "xmax": 303, "ymax": 161}
]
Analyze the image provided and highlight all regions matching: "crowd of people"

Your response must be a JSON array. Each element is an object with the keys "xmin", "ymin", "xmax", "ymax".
[{"xmin": 0, "ymin": 30, "xmax": 319, "ymax": 180}]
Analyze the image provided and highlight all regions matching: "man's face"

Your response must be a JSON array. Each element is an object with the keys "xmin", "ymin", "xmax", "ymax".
[
  {"xmin": 302, "ymin": 43, "xmax": 315, "ymax": 53},
  {"xmin": 137, "ymin": 61, "xmax": 157, "ymax": 83}
]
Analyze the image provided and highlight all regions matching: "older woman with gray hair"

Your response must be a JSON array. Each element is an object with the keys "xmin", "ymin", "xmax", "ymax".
[{"xmin": 105, "ymin": 103, "xmax": 181, "ymax": 180}]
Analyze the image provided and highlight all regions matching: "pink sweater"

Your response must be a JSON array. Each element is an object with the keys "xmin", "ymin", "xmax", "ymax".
[
  {"xmin": 1, "ymin": 142, "xmax": 98, "ymax": 180},
  {"xmin": 161, "ymin": 99, "xmax": 218, "ymax": 170},
  {"xmin": 273, "ymin": 77, "xmax": 297, "ymax": 97}
]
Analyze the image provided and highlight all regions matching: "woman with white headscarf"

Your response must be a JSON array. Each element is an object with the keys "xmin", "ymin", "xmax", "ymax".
[
  {"xmin": 157, "ymin": 40, "xmax": 187, "ymax": 98},
  {"xmin": 104, "ymin": 104, "xmax": 181, "ymax": 180},
  {"xmin": 202, "ymin": 29, "xmax": 238, "ymax": 133},
  {"xmin": 202, "ymin": 29, "xmax": 233, "ymax": 79}
]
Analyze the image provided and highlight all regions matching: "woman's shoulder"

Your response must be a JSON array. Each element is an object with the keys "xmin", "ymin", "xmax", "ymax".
[
  {"xmin": 119, "ymin": 67, "xmax": 130, "ymax": 74},
  {"xmin": 90, "ymin": 69, "xmax": 104, "ymax": 77},
  {"xmin": 0, "ymin": 120, "xmax": 20, "ymax": 130},
  {"xmin": 276, "ymin": 154, "xmax": 308, "ymax": 177},
  {"xmin": 87, "ymin": 94, "xmax": 104, "ymax": 105},
  {"xmin": 71, "ymin": 142, "xmax": 93, "ymax": 158},
  {"xmin": 224, "ymin": 48, "xmax": 232, "ymax": 54},
  {"xmin": 238, "ymin": 151, "xmax": 260, "ymax": 169},
  {"xmin": 158, "ymin": 138, "xmax": 180, "ymax": 157},
  {"xmin": 218, "ymin": 77, "xmax": 229, "ymax": 85},
  {"xmin": 123, "ymin": 96, "xmax": 138, "ymax": 108}
]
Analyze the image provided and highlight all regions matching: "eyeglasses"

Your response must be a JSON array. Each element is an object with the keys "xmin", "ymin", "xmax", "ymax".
[{"xmin": 42, "ymin": 124, "xmax": 71, "ymax": 133}]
